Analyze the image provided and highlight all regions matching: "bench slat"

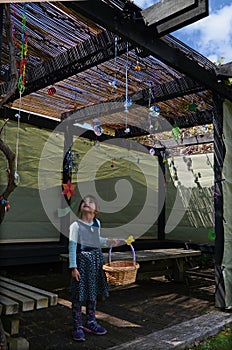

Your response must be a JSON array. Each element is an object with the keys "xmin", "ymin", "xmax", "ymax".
[
  {"xmin": 0, "ymin": 294, "xmax": 19, "ymax": 315},
  {"xmin": 0, "ymin": 276, "xmax": 58, "ymax": 306},
  {"xmin": 0, "ymin": 281, "xmax": 48, "ymax": 309},
  {"xmin": 0, "ymin": 287, "xmax": 35, "ymax": 312}
]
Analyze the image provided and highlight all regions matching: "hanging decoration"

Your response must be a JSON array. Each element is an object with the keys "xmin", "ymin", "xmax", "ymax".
[
  {"xmin": 124, "ymin": 41, "xmax": 132, "ymax": 134},
  {"xmin": 109, "ymin": 37, "xmax": 118, "ymax": 91},
  {"xmin": 189, "ymin": 100, "xmax": 197, "ymax": 112},
  {"xmin": 134, "ymin": 54, "xmax": 141, "ymax": 71},
  {"xmin": 13, "ymin": 4, "xmax": 28, "ymax": 185},
  {"xmin": 93, "ymin": 76, "xmax": 103, "ymax": 136},
  {"xmin": 62, "ymin": 179, "xmax": 76, "ymax": 200},
  {"xmin": 63, "ymin": 148, "xmax": 79, "ymax": 177},
  {"xmin": 171, "ymin": 124, "xmax": 181, "ymax": 141},
  {"xmin": 48, "ymin": 86, "xmax": 56, "ymax": 96},
  {"xmin": 208, "ymin": 228, "xmax": 216, "ymax": 240},
  {"xmin": 17, "ymin": 3, "xmax": 28, "ymax": 95},
  {"xmin": 0, "ymin": 196, "xmax": 10, "ymax": 212},
  {"xmin": 147, "ymin": 67, "xmax": 160, "ymax": 133},
  {"xmin": 93, "ymin": 118, "xmax": 102, "ymax": 136}
]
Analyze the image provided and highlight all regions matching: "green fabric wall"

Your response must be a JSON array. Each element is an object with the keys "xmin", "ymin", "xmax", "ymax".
[{"xmin": 0, "ymin": 120, "xmax": 214, "ymax": 244}]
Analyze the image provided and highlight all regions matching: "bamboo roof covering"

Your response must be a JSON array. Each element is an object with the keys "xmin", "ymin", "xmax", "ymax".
[{"xmin": 0, "ymin": 1, "xmax": 226, "ymax": 137}]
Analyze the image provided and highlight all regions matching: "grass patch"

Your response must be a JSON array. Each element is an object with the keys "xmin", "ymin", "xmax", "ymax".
[{"xmin": 192, "ymin": 326, "xmax": 232, "ymax": 349}]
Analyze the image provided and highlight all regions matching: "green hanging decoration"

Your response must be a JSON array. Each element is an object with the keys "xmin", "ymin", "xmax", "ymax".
[
  {"xmin": 172, "ymin": 124, "xmax": 181, "ymax": 141},
  {"xmin": 208, "ymin": 229, "xmax": 216, "ymax": 241}
]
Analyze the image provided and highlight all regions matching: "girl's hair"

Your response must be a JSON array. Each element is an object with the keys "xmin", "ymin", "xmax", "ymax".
[{"xmin": 78, "ymin": 195, "xmax": 100, "ymax": 217}]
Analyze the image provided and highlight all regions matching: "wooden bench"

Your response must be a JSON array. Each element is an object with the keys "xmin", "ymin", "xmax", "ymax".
[
  {"xmin": 60, "ymin": 248, "xmax": 201, "ymax": 283},
  {"xmin": 0, "ymin": 276, "xmax": 58, "ymax": 350}
]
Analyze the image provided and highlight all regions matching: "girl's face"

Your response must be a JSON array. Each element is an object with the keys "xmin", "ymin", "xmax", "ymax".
[{"xmin": 80, "ymin": 196, "xmax": 98, "ymax": 214}]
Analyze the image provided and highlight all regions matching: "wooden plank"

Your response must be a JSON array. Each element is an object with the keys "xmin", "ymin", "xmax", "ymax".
[
  {"xmin": 156, "ymin": 0, "xmax": 208, "ymax": 35},
  {"xmin": 0, "ymin": 295, "xmax": 19, "ymax": 315},
  {"xmin": 1, "ymin": 316, "xmax": 20, "ymax": 335},
  {"xmin": 0, "ymin": 288, "xmax": 34, "ymax": 312},
  {"xmin": 104, "ymin": 249, "xmax": 201, "ymax": 263},
  {"xmin": 141, "ymin": 0, "xmax": 197, "ymax": 26},
  {"xmin": 0, "ymin": 277, "xmax": 58, "ymax": 306},
  {"xmin": 62, "ymin": 248, "xmax": 201, "ymax": 263},
  {"xmin": 0, "ymin": 281, "xmax": 48, "ymax": 309}
]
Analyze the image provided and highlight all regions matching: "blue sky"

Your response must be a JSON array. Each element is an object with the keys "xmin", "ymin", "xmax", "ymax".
[{"xmin": 134, "ymin": 0, "xmax": 232, "ymax": 63}]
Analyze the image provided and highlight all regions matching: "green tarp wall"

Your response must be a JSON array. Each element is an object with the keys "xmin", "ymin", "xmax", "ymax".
[{"xmin": 0, "ymin": 120, "xmax": 214, "ymax": 244}]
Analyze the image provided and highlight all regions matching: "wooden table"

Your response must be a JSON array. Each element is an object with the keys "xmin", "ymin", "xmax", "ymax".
[{"xmin": 60, "ymin": 248, "xmax": 201, "ymax": 283}]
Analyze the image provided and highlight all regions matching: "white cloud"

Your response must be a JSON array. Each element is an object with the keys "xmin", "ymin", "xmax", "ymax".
[{"xmin": 180, "ymin": 4, "xmax": 232, "ymax": 63}]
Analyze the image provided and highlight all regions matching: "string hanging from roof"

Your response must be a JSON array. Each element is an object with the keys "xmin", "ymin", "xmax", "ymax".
[
  {"xmin": 109, "ymin": 36, "xmax": 118, "ymax": 90},
  {"xmin": 124, "ymin": 41, "xmax": 132, "ymax": 133},
  {"xmin": 92, "ymin": 73, "xmax": 103, "ymax": 136},
  {"xmin": 14, "ymin": 3, "xmax": 28, "ymax": 184}
]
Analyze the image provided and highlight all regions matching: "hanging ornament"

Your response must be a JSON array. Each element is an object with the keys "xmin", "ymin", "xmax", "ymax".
[
  {"xmin": 64, "ymin": 148, "xmax": 79, "ymax": 176},
  {"xmin": 0, "ymin": 196, "xmax": 10, "ymax": 212},
  {"xmin": 92, "ymin": 117, "xmax": 102, "ymax": 136},
  {"xmin": 149, "ymin": 104, "xmax": 160, "ymax": 118},
  {"xmin": 93, "ymin": 79, "xmax": 103, "ymax": 136},
  {"xmin": 124, "ymin": 42, "xmax": 131, "ymax": 133},
  {"xmin": 150, "ymin": 148, "xmax": 155, "ymax": 155},
  {"xmin": 109, "ymin": 79, "xmax": 117, "ymax": 89},
  {"xmin": 208, "ymin": 228, "xmax": 216, "ymax": 241},
  {"xmin": 62, "ymin": 180, "xmax": 76, "ymax": 200},
  {"xmin": 48, "ymin": 86, "xmax": 56, "ymax": 96},
  {"xmin": 17, "ymin": 4, "xmax": 28, "ymax": 94},
  {"xmin": 109, "ymin": 37, "xmax": 118, "ymax": 91},
  {"xmin": 94, "ymin": 125, "xmax": 102, "ymax": 136},
  {"xmin": 172, "ymin": 124, "xmax": 181, "ymax": 141},
  {"xmin": 189, "ymin": 102, "xmax": 197, "ymax": 112}
]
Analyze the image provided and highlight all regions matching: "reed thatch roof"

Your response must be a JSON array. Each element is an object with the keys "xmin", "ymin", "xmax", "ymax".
[{"xmin": 0, "ymin": 1, "xmax": 230, "ymax": 137}]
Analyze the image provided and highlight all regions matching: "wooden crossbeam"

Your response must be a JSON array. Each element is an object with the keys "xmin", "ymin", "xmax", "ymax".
[
  {"xmin": 69, "ymin": 0, "xmax": 232, "ymax": 103},
  {"xmin": 141, "ymin": 0, "xmax": 197, "ymax": 26}
]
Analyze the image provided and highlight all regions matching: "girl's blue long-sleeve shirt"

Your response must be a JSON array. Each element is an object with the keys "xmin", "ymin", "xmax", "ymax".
[{"xmin": 69, "ymin": 219, "xmax": 107, "ymax": 269}]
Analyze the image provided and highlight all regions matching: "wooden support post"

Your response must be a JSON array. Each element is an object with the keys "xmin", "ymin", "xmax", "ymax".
[
  {"xmin": 213, "ymin": 93, "xmax": 226, "ymax": 308},
  {"xmin": 158, "ymin": 151, "xmax": 166, "ymax": 241},
  {"xmin": 60, "ymin": 119, "xmax": 74, "ymax": 248}
]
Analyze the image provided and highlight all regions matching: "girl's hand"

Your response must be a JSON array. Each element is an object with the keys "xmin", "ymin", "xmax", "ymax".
[
  {"xmin": 72, "ymin": 268, "xmax": 81, "ymax": 281},
  {"xmin": 107, "ymin": 238, "xmax": 123, "ymax": 247}
]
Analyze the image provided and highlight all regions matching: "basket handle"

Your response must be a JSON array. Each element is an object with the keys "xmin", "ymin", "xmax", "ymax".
[{"xmin": 108, "ymin": 243, "xmax": 136, "ymax": 265}]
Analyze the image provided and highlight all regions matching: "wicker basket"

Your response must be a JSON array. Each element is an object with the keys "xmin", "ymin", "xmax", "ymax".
[{"xmin": 103, "ymin": 244, "xmax": 140, "ymax": 286}]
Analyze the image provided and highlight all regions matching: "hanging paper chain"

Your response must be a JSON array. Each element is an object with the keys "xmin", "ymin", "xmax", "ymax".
[{"xmin": 17, "ymin": 4, "xmax": 28, "ymax": 94}]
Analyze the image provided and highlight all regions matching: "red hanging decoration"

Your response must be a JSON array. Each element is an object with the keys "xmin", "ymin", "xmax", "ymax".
[{"xmin": 48, "ymin": 86, "xmax": 56, "ymax": 96}]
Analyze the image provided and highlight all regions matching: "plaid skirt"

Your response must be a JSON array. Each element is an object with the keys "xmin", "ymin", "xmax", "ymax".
[{"xmin": 71, "ymin": 249, "xmax": 109, "ymax": 302}]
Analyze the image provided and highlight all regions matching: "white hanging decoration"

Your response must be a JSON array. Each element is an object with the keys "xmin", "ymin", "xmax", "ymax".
[
  {"xmin": 109, "ymin": 37, "xmax": 118, "ymax": 90},
  {"xmin": 93, "ymin": 79, "xmax": 102, "ymax": 136},
  {"xmin": 14, "ymin": 92, "xmax": 22, "ymax": 184},
  {"xmin": 124, "ymin": 41, "xmax": 131, "ymax": 133}
]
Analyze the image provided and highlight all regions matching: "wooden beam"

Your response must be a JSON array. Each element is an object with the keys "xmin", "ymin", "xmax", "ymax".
[
  {"xmin": 141, "ymin": 0, "xmax": 197, "ymax": 26},
  {"xmin": 216, "ymin": 61, "xmax": 232, "ymax": 78},
  {"xmin": 68, "ymin": 0, "xmax": 232, "ymax": 103},
  {"xmin": 156, "ymin": 0, "xmax": 208, "ymax": 35}
]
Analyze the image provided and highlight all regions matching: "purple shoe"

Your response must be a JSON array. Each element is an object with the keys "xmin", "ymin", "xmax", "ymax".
[
  {"xmin": 72, "ymin": 327, "xmax": 85, "ymax": 341},
  {"xmin": 83, "ymin": 321, "xmax": 107, "ymax": 335}
]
